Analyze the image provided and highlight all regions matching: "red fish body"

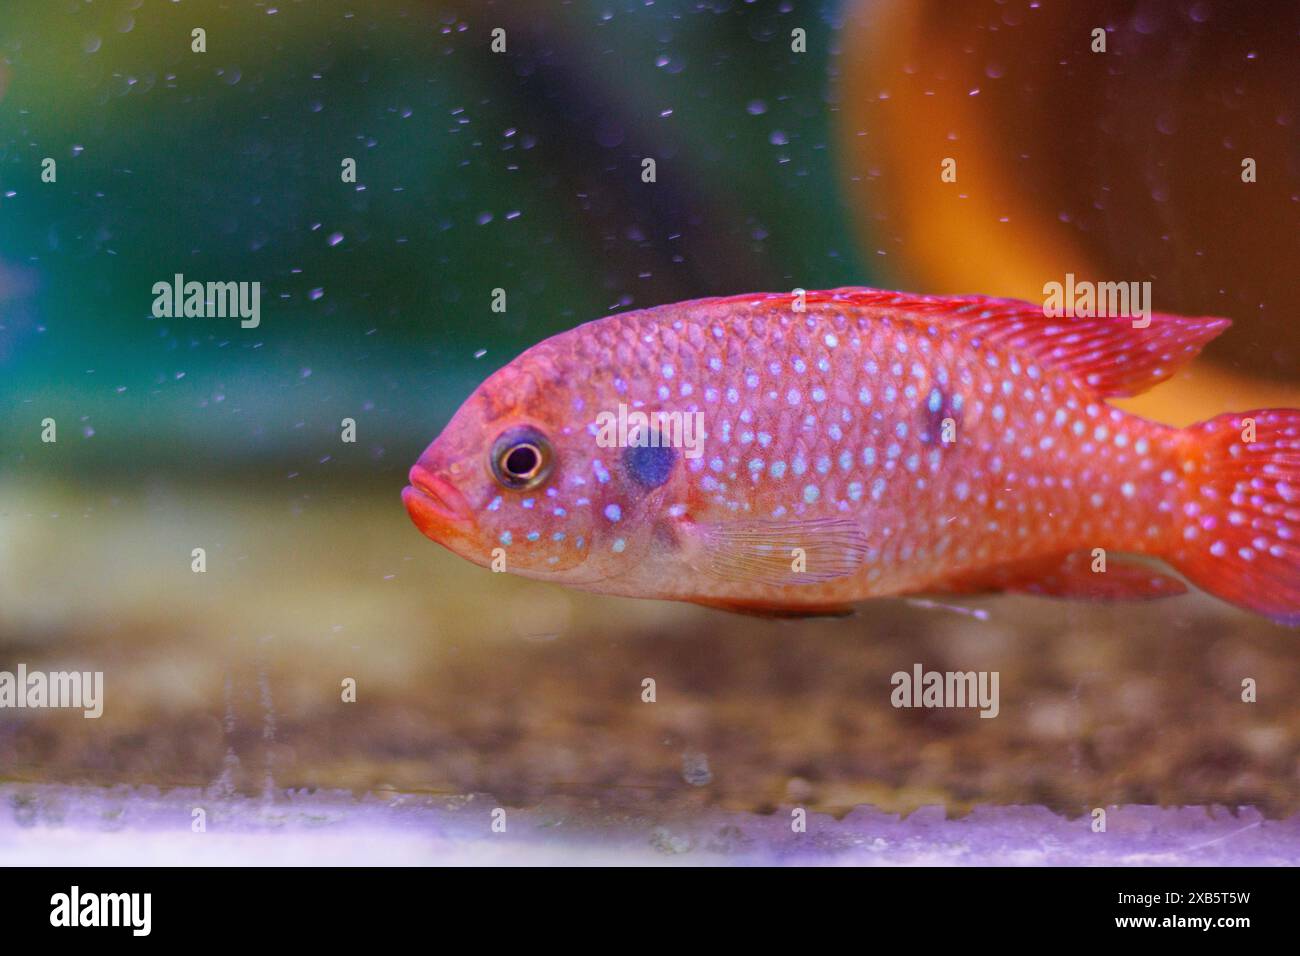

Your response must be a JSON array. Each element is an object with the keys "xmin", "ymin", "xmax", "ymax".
[{"xmin": 405, "ymin": 288, "xmax": 1300, "ymax": 623}]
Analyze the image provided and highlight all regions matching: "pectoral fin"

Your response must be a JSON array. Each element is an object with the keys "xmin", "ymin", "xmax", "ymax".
[{"xmin": 681, "ymin": 516, "xmax": 870, "ymax": 588}]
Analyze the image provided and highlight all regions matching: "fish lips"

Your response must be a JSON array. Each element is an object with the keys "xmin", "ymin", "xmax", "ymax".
[{"xmin": 403, "ymin": 466, "xmax": 473, "ymax": 539}]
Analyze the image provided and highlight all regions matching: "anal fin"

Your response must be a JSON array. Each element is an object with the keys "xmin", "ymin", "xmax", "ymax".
[{"xmin": 937, "ymin": 550, "xmax": 1187, "ymax": 601}]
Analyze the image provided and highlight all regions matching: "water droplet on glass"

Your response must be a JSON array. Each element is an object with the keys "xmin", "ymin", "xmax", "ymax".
[{"xmin": 682, "ymin": 752, "xmax": 712, "ymax": 787}]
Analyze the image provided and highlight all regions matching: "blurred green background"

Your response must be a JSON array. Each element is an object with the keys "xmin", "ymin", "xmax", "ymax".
[{"xmin": 1, "ymin": 0, "xmax": 863, "ymax": 484}]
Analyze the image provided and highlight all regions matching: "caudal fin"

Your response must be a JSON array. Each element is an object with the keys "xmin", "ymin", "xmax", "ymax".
[{"xmin": 1170, "ymin": 410, "xmax": 1300, "ymax": 625}]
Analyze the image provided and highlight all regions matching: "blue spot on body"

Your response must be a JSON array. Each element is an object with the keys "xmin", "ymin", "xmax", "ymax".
[
  {"xmin": 920, "ymin": 386, "xmax": 959, "ymax": 444},
  {"xmin": 625, "ymin": 443, "xmax": 678, "ymax": 489}
]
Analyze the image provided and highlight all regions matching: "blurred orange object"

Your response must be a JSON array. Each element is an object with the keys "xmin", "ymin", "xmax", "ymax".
[{"xmin": 835, "ymin": 0, "xmax": 1300, "ymax": 422}]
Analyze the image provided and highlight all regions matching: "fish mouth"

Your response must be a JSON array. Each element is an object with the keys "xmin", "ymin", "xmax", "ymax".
[{"xmin": 403, "ymin": 466, "xmax": 473, "ymax": 535}]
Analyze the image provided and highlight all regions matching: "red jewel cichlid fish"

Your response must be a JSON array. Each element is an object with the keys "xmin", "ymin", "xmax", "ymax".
[{"xmin": 404, "ymin": 288, "xmax": 1300, "ymax": 623}]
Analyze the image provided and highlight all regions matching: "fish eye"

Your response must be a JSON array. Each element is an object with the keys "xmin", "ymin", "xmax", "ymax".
[{"xmin": 490, "ymin": 426, "xmax": 553, "ymax": 490}]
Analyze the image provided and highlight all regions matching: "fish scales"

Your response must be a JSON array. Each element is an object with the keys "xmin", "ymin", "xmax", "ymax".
[{"xmin": 543, "ymin": 297, "xmax": 1170, "ymax": 596}]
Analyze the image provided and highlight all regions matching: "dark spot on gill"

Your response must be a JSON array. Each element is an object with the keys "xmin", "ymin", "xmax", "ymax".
[
  {"xmin": 623, "ymin": 439, "xmax": 678, "ymax": 489},
  {"xmin": 651, "ymin": 517, "xmax": 683, "ymax": 554}
]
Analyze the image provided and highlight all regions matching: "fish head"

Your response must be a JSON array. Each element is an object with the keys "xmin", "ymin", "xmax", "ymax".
[{"xmin": 405, "ymin": 341, "xmax": 677, "ymax": 585}]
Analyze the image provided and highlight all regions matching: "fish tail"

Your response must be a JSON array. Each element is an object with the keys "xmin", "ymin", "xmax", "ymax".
[{"xmin": 1168, "ymin": 410, "xmax": 1300, "ymax": 625}]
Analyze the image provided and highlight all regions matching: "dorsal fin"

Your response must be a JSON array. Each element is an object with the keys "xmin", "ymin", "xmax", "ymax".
[{"xmin": 705, "ymin": 287, "xmax": 1231, "ymax": 398}]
